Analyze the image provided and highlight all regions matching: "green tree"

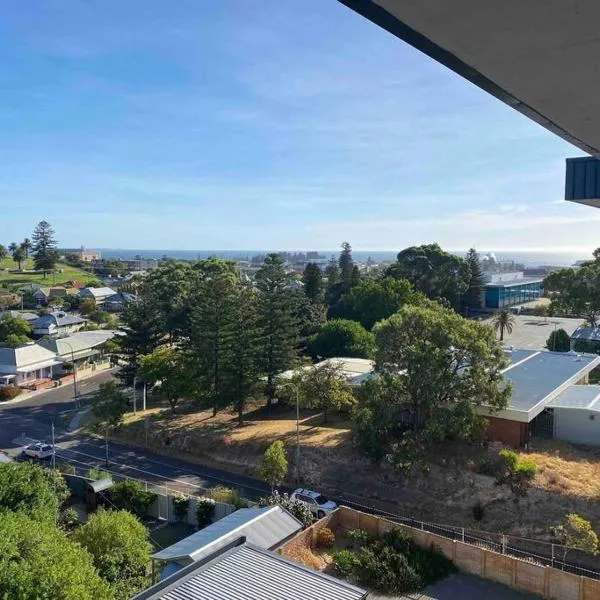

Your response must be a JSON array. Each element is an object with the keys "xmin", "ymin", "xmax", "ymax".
[
  {"xmin": 21, "ymin": 237, "xmax": 32, "ymax": 258},
  {"xmin": 92, "ymin": 381, "xmax": 130, "ymax": 456},
  {"xmin": 0, "ymin": 510, "xmax": 113, "ymax": 600},
  {"xmin": 0, "ymin": 244, "xmax": 7, "ymax": 262},
  {"xmin": 464, "ymin": 248, "xmax": 485, "ymax": 313},
  {"xmin": 386, "ymin": 244, "xmax": 470, "ymax": 311},
  {"xmin": 0, "ymin": 462, "xmax": 68, "ymax": 523},
  {"xmin": 333, "ymin": 277, "xmax": 422, "ymax": 329},
  {"xmin": 32, "ymin": 220, "xmax": 58, "ymax": 276},
  {"xmin": 0, "ymin": 314, "xmax": 32, "ymax": 343},
  {"xmin": 325, "ymin": 258, "xmax": 340, "ymax": 305},
  {"xmin": 106, "ymin": 481, "xmax": 156, "ymax": 516},
  {"xmin": 495, "ymin": 449, "xmax": 537, "ymax": 503},
  {"xmin": 118, "ymin": 298, "xmax": 164, "ymax": 385},
  {"xmin": 188, "ymin": 259, "xmax": 239, "ymax": 416},
  {"xmin": 492, "ymin": 309, "xmax": 515, "ymax": 341},
  {"xmin": 138, "ymin": 347, "xmax": 191, "ymax": 411},
  {"xmin": 227, "ymin": 285, "xmax": 261, "ymax": 425},
  {"xmin": 260, "ymin": 440, "xmax": 288, "ymax": 490},
  {"xmin": 291, "ymin": 361, "xmax": 356, "ymax": 424},
  {"xmin": 544, "ymin": 260, "xmax": 600, "ymax": 326},
  {"xmin": 339, "ymin": 242, "xmax": 355, "ymax": 292},
  {"xmin": 553, "ymin": 513, "xmax": 600, "ymax": 563},
  {"xmin": 73, "ymin": 508, "xmax": 152, "ymax": 598},
  {"xmin": 79, "ymin": 297, "xmax": 98, "ymax": 316},
  {"xmin": 3, "ymin": 333, "xmax": 30, "ymax": 347},
  {"xmin": 546, "ymin": 328, "xmax": 571, "ymax": 352},
  {"xmin": 11, "ymin": 245, "xmax": 25, "ymax": 270},
  {"xmin": 302, "ymin": 262, "xmax": 324, "ymax": 303},
  {"xmin": 256, "ymin": 254, "xmax": 300, "ymax": 409},
  {"xmin": 373, "ymin": 303, "xmax": 510, "ymax": 444},
  {"xmin": 309, "ymin": 319, "xmax": 374, "ymax": 359}
]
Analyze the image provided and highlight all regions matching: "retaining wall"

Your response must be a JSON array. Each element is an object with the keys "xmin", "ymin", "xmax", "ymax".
[{"xmin": 279, "ymin": 506, "xmax": 600, "ymax": 600}]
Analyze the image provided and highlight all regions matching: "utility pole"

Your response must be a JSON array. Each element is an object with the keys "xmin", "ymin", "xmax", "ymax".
[
  {"xmin": 295, "ymin": 384, "xmax": 300, "ymax": 483},
  {"xmin": 142, "ymin": 381, "xmax": 147, "ymax": 412},
  {"xmin": 105, "ymin": 427, "xmax": 109, "ymax": 466},
  {"xmin": 51, "ymin": 422, "xmax": 56, "ymax": 470},
  {"xmin": 133, "ymin": 376, "xmax": 137, "ymax": 414}
]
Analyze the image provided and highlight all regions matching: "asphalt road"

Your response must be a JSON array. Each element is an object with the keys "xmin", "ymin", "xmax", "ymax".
[{"xmin": 0, "ymin": 371, "xmax": 274, "ymax": 500}]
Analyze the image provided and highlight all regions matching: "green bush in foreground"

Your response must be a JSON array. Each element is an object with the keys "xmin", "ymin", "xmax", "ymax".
[
  {"xmin": 107, "ymin": 480, "xmax": 156, "ymax": 516},
  {"xmin": 196, "ymin": 498, "xmax": 215, "ymax": 528},
  {"xmin": 336, "ymin": 527, "xmax": 455, "ymax": 594}
]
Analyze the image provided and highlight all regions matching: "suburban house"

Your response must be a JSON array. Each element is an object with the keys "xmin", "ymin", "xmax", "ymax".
[
  {"xmin": 78, "ymin": 287, "xmax": 117, "ymax": 306},
  {"xmin": 31, "ymin": 312, "xmax": 86, "ymax": 337},
  {"xmin": 484, "ymin": 349, "xmax": 600, "ymax": 447},
  {"xmin": 0, "ymin": 344, "xmax": 63, "ymax": 388},
  {"xmin": 103, "ymin": 292, "xmax": 137, "ymax": 312},
  {"xmin": 39, "ymin": 330, "xmax": 116, "ymax": 375},
  {"xmin": 32, "ymin": 286, "xmax": 78, "ymax": 306},
  {"xmin": 152, "ymin": 506, "xmax": 303, "ymax": 580}
]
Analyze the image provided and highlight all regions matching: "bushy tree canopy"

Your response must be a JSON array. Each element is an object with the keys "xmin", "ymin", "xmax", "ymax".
[
  {"xmin": 309, "ymin": 319, "xmax": 375, "ymax": 359},
  {"xmin": 546, "ymin": 328, "xmax": 571, "ymax": 352},
  {"xmin": 0, "ymin": 510, "xmax": 113, "ymax": 600}
]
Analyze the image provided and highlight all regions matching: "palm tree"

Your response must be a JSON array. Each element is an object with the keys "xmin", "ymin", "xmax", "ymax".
[
  {"xmin": 21, "ymin": 238, "xmax": 32, "ymax": 258},
  {"xmin": 493, "ymin": 309, "xmax": 515, "ymax": 341},
  {"xmin": 12, "ymin": 246, "xmax": 25, "ymax": 271},
  {"xmin": 8, "ymin": 242, "xmax": 17, "ymax": 254}
]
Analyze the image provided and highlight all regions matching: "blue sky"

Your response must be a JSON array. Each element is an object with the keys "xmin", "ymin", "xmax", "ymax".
[{"xmin": 0, "ymin": 0, "xmax": 596, "ymax": 253}]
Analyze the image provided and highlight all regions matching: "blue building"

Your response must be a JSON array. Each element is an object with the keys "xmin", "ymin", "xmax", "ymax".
[{"xmin": 484, "ymin": 272, "xmax": 543, "ymax": 309}]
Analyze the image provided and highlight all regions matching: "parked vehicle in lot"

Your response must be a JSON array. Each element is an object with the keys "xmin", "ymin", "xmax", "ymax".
[
  {"xmin": 291, "ymin": 488, "xmax": 338, "ymax": 518},
  {"xmin": 22, "ymin": 442, "xmax": 54, "ymax": 460}
]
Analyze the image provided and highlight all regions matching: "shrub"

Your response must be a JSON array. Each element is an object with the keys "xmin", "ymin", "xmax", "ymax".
[
  {"xmin": 260, "ymin": 491, "xmax": 314, "ymax": 528},
  {"xmin": 355, "ymin": 545, "xmax": 422, "ymax": 593},
  {"xmin": 59, "ymin": 463, "xmax": 76, "ymax": 475},
  {"xmin": 210, "ymin": 486, "xmax": 249, "ymax": 509},
  {"xmin": 60, "ymin": 507, "xmax": 79, "ymax": 527},
  {"xmin": 0, "ymin": 386, "xmax": 22, "ymax": 401},
  {"xmin": 472, "ymin": 500, "xmax": 485, "ymax": 521},
  {"xmin": 346, "ymin": 528, "xmax": 369, "ymax": 544},
  {"xmin": 172, "ymin": 495, "xmax": 190, "ymax": 522},
  {"xmin": 107, "ymin": 480, "xmax": 156, "ymax": 516},
  {"xmin": 88, "ymin": 468, "xmax": 112, "ymax": 481},
  {"xmin": 476, "ymin": 456, "xmax": 498, "ymax": 477},
  {"xmin": 316, "ymin": 526, "xmax": 335, "ymax": 548},
  {"xmin": 332, "ymin": 549, "xmax": 359, "ymax": 575},
  {"xmin": 196, "ymin": 498, "xmax": 215, "ymax": 528}
]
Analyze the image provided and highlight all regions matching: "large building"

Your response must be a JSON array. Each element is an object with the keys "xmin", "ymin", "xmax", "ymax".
[{"xmin": 483, "ymin": 272, "xmax": 543, "ymax": 310}]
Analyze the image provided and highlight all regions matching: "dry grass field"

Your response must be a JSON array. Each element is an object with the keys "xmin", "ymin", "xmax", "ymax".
[{"xmin": 113, "ymin": 401, "xmax": 600, "ymax": 540}]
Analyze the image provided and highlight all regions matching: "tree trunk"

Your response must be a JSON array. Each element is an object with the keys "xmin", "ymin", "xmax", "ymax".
[{"xmin": 500, "ymin": 325, "xmax": 504, "ymax": 341}]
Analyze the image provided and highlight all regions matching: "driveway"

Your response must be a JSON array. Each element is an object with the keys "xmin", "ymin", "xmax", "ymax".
[{"xmin": 369, "ymin": 573, "xmax": 540, "ymax": 599}]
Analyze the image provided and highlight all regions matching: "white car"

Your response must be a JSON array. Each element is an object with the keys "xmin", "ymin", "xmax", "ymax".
[
  {"xmin": 291, "ymin": 488, "xmax": 338, "ymax": 518},
  {"xmin": 23, "ymin": 442, "xmax": 54, "ymax": 460}
]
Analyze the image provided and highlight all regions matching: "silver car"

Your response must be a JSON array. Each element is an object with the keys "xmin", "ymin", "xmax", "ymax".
[
  {"xmin": 291, "ymin": 488, "xmax": 338, "ymax": 519},
  {"xmin": 23, "ymin": 442, "xmax": 54, "ymax": 460}
]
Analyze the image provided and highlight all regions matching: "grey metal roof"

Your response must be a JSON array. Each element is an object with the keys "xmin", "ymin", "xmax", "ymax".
[
  {"xmin": 32, "ymin": 312, "xmax": 86, "ymax": 329},
  {"xmin": 0, "ymin": 344, "xmax": 63, "ymax": 373},
  {"xmin": 153, "ymin": 506, "xmax": 302, "ymax": 564},
  {"xmin": 571, "ymin": 327, "xmax": 600, "ymax": 342},
  {"xmin": 485, "ymin": 276, "xmax": 543, "ymax": 288},
  {"xmin": 502, "ymin": 350, "xmax": 600, "ymax": 417},
  {"xmin": 139, "ymin": 543, "xmax": 366, "ymax": 600},
  {"xmin": 547, "ymin": 385, "xmax": 600, "ymax": 410},
  {"xmin": 87, "ymin": 478, "xmax": 113, "ymax": 492},
  {"xmin": 79, "ymin": 287, "xmax": 117, "ymax": 298},
  {"xmin": 40, "ymin": 330, "xmax": 115, "ymax": 358}
]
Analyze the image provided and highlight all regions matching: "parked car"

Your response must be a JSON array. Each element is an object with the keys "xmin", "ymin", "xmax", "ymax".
[
  {"xmin": 22, "ymin": 442, "xmax": 54, "ymax": 460},
  {"xmin": 291, "ymin": 488, "xmax": 338, "ymax": 518}
]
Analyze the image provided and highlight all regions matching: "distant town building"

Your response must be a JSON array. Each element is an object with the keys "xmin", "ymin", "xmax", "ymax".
[
  {"xmin": 483, "ymin": 272, "xmax": 543, "ymax": 309},
  {"xmin": 61, "ymin": 246, "xmax": 102, "ymax": 262}
]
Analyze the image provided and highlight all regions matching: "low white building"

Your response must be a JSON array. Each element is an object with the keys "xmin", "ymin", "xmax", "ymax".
[
  {"xmin": 78, "ymin": 287, "xmax": 117, "ymax": 306},
  {"xmin": 278, "ymin": 357, "xmax": 375, "ymax": 386},
  {"xmin": 0, "ymin": 344, "xmax": 63, "ymax": 387}
]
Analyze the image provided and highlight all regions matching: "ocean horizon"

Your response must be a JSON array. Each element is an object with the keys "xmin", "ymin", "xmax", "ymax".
[{"xmin": 97, "ymin": 248, "xmax": 591, "ymax": 267}]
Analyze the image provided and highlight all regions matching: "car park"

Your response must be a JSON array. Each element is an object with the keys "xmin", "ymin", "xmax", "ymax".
[
  {"xmin": 22, "ymin": 442, "xmax": 54, "ymax": 460},
  {"xmin": 291, "ymin": 488, "xmax": 338, "ymax": 518}
]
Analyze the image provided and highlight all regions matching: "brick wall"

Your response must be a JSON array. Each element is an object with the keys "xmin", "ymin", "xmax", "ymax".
[
  {"xmin": 487, "ymin": 416, "xmax": 529, "ymax": 447},
  {"xmin": 279, "ymin": 506, "xmax": 600, "ymax": 600}
]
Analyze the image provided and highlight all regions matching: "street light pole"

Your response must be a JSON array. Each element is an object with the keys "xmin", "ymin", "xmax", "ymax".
[
  {"xmin": 133, "ymin": 376, "xmax": 137, "ymax": 414},
  {"xmin": 296, "ymin": 385, "xmax": 300, "ymax": 483},
  {"xmin": 61, "ymin": 340, "xmax": 78, "ymax": 407},
  {"xmin": 51, "ymin": 422, "xmax": 55, "ymax": 470},
  {"xmin": 105, "ymin": 426, "xmax": 109, "ymax": 466}
]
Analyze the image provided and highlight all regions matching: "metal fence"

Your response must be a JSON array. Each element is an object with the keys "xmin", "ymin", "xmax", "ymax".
[{"xmin": 339, "ymin": 499, "xmax": 600, "ymax": 580}]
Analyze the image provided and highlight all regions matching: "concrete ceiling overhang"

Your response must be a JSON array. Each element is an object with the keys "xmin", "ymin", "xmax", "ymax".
[{"xmin": 338, "ymin": 0, "xmax": 600, "ymax": 157}]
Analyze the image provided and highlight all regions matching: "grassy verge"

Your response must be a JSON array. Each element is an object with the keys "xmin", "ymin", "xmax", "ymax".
[{"xmin": 0, "ymin": 257, "xmax": 92, "ymax": 286}]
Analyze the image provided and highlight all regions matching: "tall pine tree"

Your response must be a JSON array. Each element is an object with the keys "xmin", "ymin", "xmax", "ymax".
[
  {"xmin": 188, "ymin": 260, "xmax": 238, "ymax": 417},
  {"xmin": 302, "ymin": 262, "xmax": 323, "ymax": 303},
  {"xmin": 464, "ymin": 247, "xmax": 486, "ymax": 313},
  {"xmin": 31, "ymin": 220, "xmax": 58, "ymax": 277},
  {"xmin": 256, "ymin": 253, "xmax": 300, "ymax": 409},
  {"xmin": 339, "ymin": 241, "xmax": 354, "ymax": 292}
]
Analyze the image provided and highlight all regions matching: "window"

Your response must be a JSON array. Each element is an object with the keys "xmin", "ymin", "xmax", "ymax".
[{"xmin": 314, "ymin": 495, "xmax": 329, "ymax": 506}]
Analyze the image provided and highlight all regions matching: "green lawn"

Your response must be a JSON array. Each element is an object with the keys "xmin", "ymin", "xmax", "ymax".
[{"xmin": 0, "ymin": 257, "xmax": 93, "ymax": 286}]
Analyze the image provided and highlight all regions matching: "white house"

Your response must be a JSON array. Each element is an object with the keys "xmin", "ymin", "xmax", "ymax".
[
  {"xmin": 0, "ymin": 344, "xmax": 63, "ymax": 387},
  {"xmin": 31, "ymin": 312, "xmax": 86, "ymax": 337},
  {"xmin": 78, "ymin": 287, "xmax": 117, "ymax": 306}
]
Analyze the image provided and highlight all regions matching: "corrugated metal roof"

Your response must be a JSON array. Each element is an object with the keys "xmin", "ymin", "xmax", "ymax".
[
  {"xmin": 153, "ymin": 506, "xmax": 302, "ymax": 563},
  {"xmin": 571, "ymin": 326, "xmax": 600, "ymax": 342},
  {"xmin": 548, "ymin": 385, "xmax": 600, "ymax": 409},
  {"xmin": 501, "ymin": 350, "xmax": 600, "ymax": 416},
  {"xmin": 141, "ymin": 543, "xmax": 366, "ymax": 600},
  {"xmin": 79, "ymin": 287, "xmax": 117, "ymax": 298}
]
